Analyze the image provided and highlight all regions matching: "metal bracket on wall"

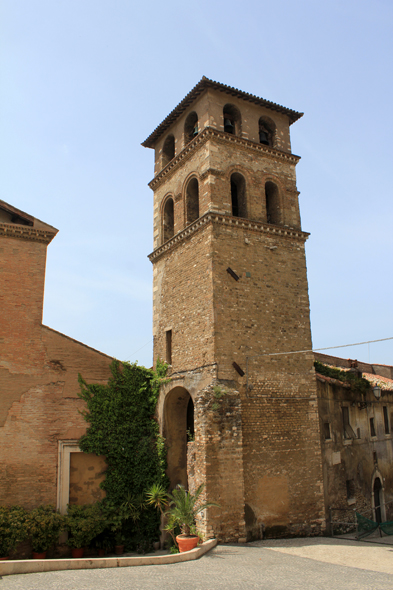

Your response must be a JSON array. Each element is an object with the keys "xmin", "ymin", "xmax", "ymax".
[
  {"xmin": 227, "ymin": 267, "xmax": 240, "ymax": 281},
  {"xmin": 232, "ymin": 362, "xmax": 245, "ymax": 376}
]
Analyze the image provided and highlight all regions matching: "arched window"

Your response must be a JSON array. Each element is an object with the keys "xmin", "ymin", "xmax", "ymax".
[
  {"xmin": 265, "ymin": 181, "xmax": 281, "ymax": 225},
  {"xmin": 258, "ymin": 117, "xmax": 276, "ymax": 147},
  {"xmin": 163, "ymin": 197, "xmax": 174, "ymax": 242},
  {"xmin": 231, "ymin": 173, "xmax": 247, "ymax": 218},
  {"xmin": 223, "ymin": 104, "xmax": 241, "ymax": 136},
  {"xmin": 187, "ymin": 396, "xmax": 194, "ymax": 442},
  {"xmin": 162, "ymin": 134, "xmax": 175, "ymax": 168},
  {"xmin": 186, "ymin": 178, "xmax": 199, "ymax": 224},
  {"xmin": 184, "ymin": 111, "xmax": 198, "ymax": 144}
]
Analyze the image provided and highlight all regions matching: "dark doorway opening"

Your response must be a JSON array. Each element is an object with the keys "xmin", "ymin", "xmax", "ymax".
[
  {"xmin": 374, "ymin": 478, "xmax": 382, "ymax": 523},
  {"xmin": 187, "ymin": 397, "xmax": 194, "ymax": 441},
  {"xmin": 164, "ymin": 387, "xmax": 194, "ymax": 490}
]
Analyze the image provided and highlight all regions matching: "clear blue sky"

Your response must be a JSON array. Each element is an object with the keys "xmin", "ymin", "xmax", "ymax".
[{"xmin": 1, "ymin": 0, "xmax": 392, "ymax": 367}]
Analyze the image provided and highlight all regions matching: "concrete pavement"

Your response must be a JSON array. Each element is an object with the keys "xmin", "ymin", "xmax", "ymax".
[{"xmin": 1, "ymin": 537, "xmax": 392, "ymax": 589}]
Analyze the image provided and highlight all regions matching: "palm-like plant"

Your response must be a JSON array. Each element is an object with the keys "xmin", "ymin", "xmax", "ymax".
[{"xmin": 167, "ymin": 484, "xmax": 219, "ymax": 536}]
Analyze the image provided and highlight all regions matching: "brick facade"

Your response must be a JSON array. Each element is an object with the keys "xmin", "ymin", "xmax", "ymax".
[{"xmin": 0, "ymin": 201, "xmax": 112, "ymax": 510}]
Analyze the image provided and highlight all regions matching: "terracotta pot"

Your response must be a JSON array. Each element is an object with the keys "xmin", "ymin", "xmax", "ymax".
[
  {"xmin": 71, "ymin": 547, "xmax": 84, "ymax": 558},
  {"xmin": 97, "ymin": 548, "xmax": 106, "ymax": 557},
  {"xmin": 176, "ymin": 534, "xmax": 199, "ymax": 553},
  {"xmin": 32, "ymin": 551, "xmax": 47, "ymax": 559},
  {"xmin": 0, "ymin": 556, "xmax": 10, "ymax": 561},
  {"xmin": 115, "ymin": 544, "xmax": 124, "ymax": 555}
]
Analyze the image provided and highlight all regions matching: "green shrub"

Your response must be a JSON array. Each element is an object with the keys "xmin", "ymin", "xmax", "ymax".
[
  {"xmin": 25, "ymin": 505, "xmax": 64, "ymax": 553},
  {"xmin": 0, "ymin": 506, "xmax": 27, "ymax": 557},
  {"xmin": 314, "ymin": 361, "xmax": 371, "ymax": 394},
  {"xmin": 64, "ymin": 504, "xmax": 106, "ymax": 549}
]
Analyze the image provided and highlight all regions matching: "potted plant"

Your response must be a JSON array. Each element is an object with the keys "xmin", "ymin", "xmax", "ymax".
[
  {"xmin": 94, "ymin": 530, "xmax": 113, "ymax": 556},
  {"xmin": 167, "ymin": 484, "xmax": 218, "ymax": 552},
  {"xmin": 147, "ymin": 483, "xmax": 218, "ymax": 553},
  {"xmin": 0, "ymin": 505, "xmax": 27, "ymax": 560},
  {"xmin": 25, "ymin": 505, "xmax": 64, "ymax": 558},
  {"xmin": 64, "ymin": 503, "xmax": 106, "ymax": 558},
  {"xmin": 104, "ymin": 493, "xmax": 144, "ymax": 555},
  {"xmin": 146, "ymin": 483, "xmax": 178, "ymax": 550}
]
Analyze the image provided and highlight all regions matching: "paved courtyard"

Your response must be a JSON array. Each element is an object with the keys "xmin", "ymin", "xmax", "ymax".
[{"xmin": 1, "ymin": 537, "xmax": 393, "ymax": 590}]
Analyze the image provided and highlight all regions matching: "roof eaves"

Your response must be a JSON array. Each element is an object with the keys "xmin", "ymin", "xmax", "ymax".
[{"xmin": 142, "ymin": 77, "xmax": 303, "ymax": 149}]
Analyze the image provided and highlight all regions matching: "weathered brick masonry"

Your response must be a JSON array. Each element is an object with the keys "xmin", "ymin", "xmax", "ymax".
[
  {"xmin": 144, "ymin": 78, "xmax": 326, "ymax": 541},
  {"xmin": 0, "ymin": 200, "xmax": 112, "ymax": 510}
]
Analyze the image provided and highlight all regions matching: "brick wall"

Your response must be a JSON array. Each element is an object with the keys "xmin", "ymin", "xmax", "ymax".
[{"xmin": 0, "ymin": 210, "xmax": 113, "ymax": 509}]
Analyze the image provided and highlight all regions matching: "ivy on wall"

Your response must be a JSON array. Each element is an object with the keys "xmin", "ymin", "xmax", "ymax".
[
  {"xmin": 314, "ymin": 360, "xmax": 370, "ymax": 394},
  {"xmin": 78, "ymin": 359, "xmax": 168, "ymax": 548}
]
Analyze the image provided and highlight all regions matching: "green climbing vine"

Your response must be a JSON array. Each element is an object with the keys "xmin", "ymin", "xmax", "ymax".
[
  {"xmin": 314, "ymin": 360, "xmax": 371, "ymax": 394},
  {"xmin": 78, "ymin": 359, "xmax": 169, "ymax": 549}
]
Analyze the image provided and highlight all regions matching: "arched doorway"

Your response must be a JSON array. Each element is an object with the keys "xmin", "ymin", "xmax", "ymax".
[
  {"xmin": 373, "ymin": 477, "xmax": 383, "ymax": 523},
  {"xmin": 164, "ymin": 387, "xmax": 194, "ymax": 490}
]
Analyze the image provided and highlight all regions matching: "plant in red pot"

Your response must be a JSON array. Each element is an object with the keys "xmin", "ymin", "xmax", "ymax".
[
  {"xmin": 151, "ymin": 483, "xmax": 218, "ymax": 553},
  {"xmin": 0, "ymin": 506, "xmax": 27, "ymax": 560},
  {"xmin": 25, "ymin": 505, "xmax": 64, "ymax": 559},
  {"xmin": 64, "ymin": 504, "xmax": 106, "ymax": 558}
]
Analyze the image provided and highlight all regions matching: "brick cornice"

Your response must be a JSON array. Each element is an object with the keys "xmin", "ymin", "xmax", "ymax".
[
  {"xmin": 148, "ymin": 127, "xmax": 301, "ymax": 191},
  {"xmin": 148, "ymin": 212, "xmax": 309, "ymax": 262},
  {"xmin": 0, "ymin": 223, "xmax": 57, "ymax": 245}
]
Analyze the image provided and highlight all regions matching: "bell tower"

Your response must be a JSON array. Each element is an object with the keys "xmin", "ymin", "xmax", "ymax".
[{"xmin": 143, "ymin": 78, "xmax": 325, "ymax": 541}]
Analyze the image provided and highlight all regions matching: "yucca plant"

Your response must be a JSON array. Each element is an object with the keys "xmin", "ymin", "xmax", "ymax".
[{"xmin": 166, "ymin": 484, "xmax": 219, "ymax": 536}]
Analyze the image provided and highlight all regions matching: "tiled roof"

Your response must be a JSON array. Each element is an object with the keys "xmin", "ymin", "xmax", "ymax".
[
  {"xmin": 362, "ymin": 372, "xmax": 393, "ymax": 391},
  {"xmin": 316, "ymin": 373, "xmax": 351, "ymax": 388},
  {"xmin": 142, "ymin": 77, "xmax": 303, "ymax": 148},
  {"xmin": 316, "ymin": 365, "xmax": 393, "ymax": 392}
]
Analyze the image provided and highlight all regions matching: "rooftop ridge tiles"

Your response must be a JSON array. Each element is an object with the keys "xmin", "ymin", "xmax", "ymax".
[{"xmin": 142, "ymin": 77, "xmax": 303, "ymax": 148}]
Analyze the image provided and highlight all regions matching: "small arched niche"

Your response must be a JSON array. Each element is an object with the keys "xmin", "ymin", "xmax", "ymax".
[
  {"xmin": 223, "ymin": 104, "xmax": 242, "ymax": 136},
  {"xmin": 184, "ymin": 111, "xmax": 199, "ymax": 144},
  {"xmin": 231, "ymin": 172, "xmax": 247, "ymax": 218},
  {"xmin": 373, "ymin": 477, "xmax": 385, "ymax": 523},
  {"xmin": 186, "ymin": 178, "xmax": 199, "ymax": 224},
  {"xmin": 163, "ymin": 197, "xmax": 174, "ymax": 243},
  {"xmin": 265, "ymin": 181, "xmax": 281, "ymax": 225},
  {"xmin": 259, "ymin": 116, "xmax": 276, "ymax": 147},
  {"xmin": 162, "ymin": 134, "xmax": 175, "ymax": 168},
  {"xmin": 164, "ymin": 387, "xmax": 194, "ymax": 489}
]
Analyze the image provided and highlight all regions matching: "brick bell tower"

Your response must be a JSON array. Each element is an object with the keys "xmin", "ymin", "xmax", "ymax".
[{"xmin": 143, "ymin": 78, "xmax": 325, "ymax": 542}]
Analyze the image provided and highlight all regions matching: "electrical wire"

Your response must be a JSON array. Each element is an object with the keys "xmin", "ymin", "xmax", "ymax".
[
  {"xmin": 247, "ymin": 337, "xmax": 393, "ymax": 359},
  {"xmin": 125, "ymin": 339, "xmax": 153, "ymax": 360}
]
